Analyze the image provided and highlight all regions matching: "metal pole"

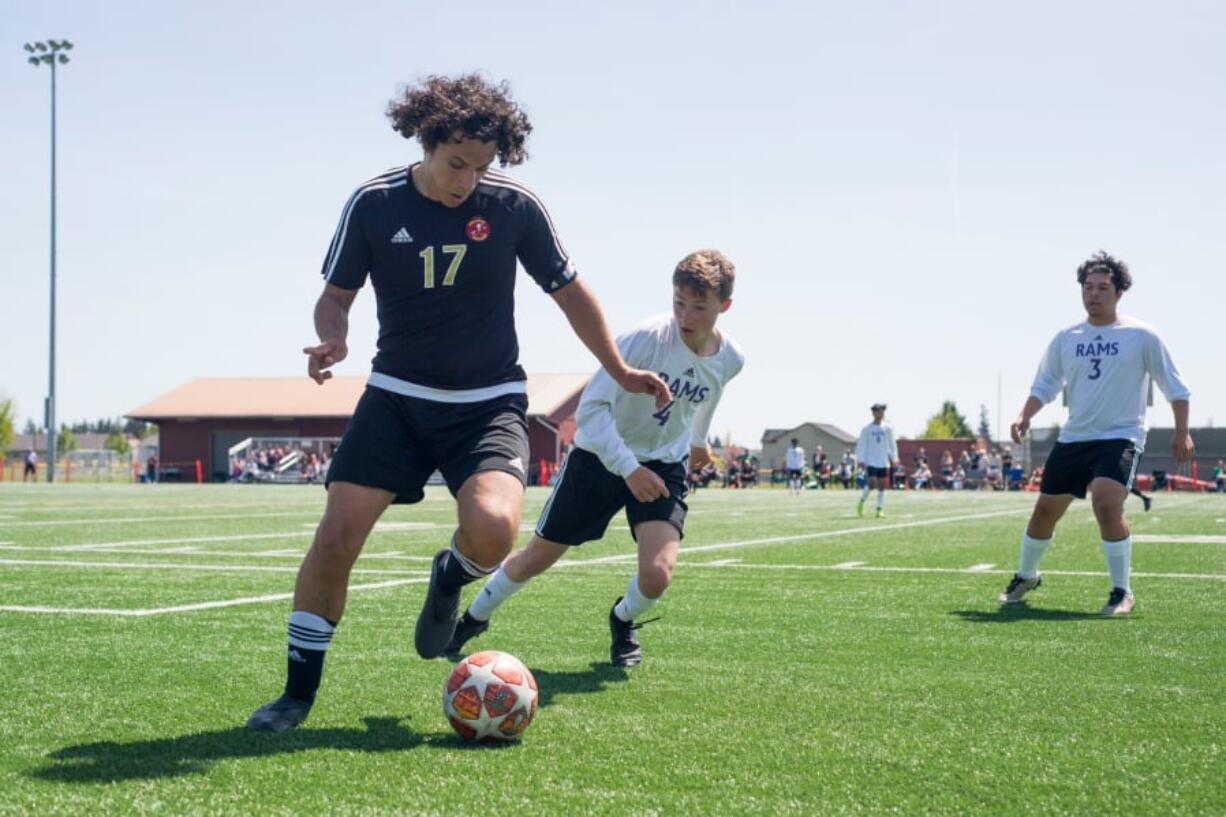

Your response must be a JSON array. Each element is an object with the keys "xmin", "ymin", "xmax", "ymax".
[{"xmin": 46, "ymin": 58, "xmax": 58, "ymax": 482}]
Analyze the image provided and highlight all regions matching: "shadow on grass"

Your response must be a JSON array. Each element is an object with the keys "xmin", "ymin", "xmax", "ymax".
[
  {"xmin": 31, "ymin": 716, "xmax": 422, "ymax": 783},
  {"xmin": 950, "ymin": 604, "xmax": 1119, "ymax": 623},
  {"xmin": 531, "ymin": 661, "xmax": 629, "ymax": 707}
]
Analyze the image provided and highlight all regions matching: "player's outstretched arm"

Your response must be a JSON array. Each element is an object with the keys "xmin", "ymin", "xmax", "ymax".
[
  {"xmin": 1171, "ymin": 399, "xmax": 1194, "ymax": 463},
  {"xmin": 303, "ymin": 284, "xmax": 356, "ymax": 384},
  {"xmin": 551, "ymin": 279, "xmax": 669, "ymax": 409},
  {"xmin": 1010, "ymin": 396, "xmax": 1045, "ymax": 443}
]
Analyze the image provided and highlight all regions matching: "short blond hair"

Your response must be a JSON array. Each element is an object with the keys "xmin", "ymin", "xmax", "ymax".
[{"xmin": 672, "ymin": 249, "xmax": 735, "ymax": 302}]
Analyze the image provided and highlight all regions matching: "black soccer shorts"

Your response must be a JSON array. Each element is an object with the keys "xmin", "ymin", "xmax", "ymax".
[
  {"xmin": 326, "ymin": 386, "xmax": 529, "ymax": 504},
  {"xmin": 1039, "ymin": 439, "xmax": 1141, "ymax": 499},
  {"xmin": 865, "ymin": 465, "xmax": 889, "ymax": 479},
  {"xmin": 534, "ymin": 447, "xmax": 688, "ymax": 546}
]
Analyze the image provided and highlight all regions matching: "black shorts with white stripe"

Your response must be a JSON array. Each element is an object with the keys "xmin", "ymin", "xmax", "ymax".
[
  {"xmin": 535, "ymin": 447, "xmax": 688, "ymax": 546},
  {"xmin": 1039, "ymin": 439, "xmax": 1141, "ymax": 499}
]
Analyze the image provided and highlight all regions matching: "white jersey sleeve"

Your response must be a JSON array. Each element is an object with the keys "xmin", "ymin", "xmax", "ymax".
[
  {"xmin": 1142, "ymin": 329, "xmax": 1191, "ymax": 403},
  {"xmin": 1029, "ymin": 333, "xmax": 1066, "ymax": 406},
  {"xmin": 574, "ymin": 314, "xmax": 745, "ymax": 477}
]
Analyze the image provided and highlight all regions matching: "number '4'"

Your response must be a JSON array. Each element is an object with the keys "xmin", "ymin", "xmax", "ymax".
[{"xmin": 653, "ymin": 400, "xmax": 675, "ymax": 427}]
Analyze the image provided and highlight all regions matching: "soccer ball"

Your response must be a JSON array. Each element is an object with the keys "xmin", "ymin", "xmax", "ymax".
[{"xmin": 443, "ymin": 650, "xmax": 538, "ymax": 742}]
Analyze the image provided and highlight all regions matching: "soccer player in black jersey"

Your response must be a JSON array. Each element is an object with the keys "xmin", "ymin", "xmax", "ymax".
[{"xmin": 248, "ymin": 74, "xmax": 668, "ymax": 731}]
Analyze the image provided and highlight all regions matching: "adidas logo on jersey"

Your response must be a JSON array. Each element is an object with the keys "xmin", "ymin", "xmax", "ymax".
[
  {"xmin": 391, "ymin": 227, "xmax": 413, "ymax": 244},
  {"xmin": 683, "ymin": 368, "xmax": 695, "ymax": 377}
]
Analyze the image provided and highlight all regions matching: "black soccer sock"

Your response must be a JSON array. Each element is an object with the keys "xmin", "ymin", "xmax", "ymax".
[
  {"xmin": 284, "ymin": 610, "xmax": 336, "ymax": 704},
  {"xmin": 438, "ymin": 538, "xmax": 496, "ymax": 594}
]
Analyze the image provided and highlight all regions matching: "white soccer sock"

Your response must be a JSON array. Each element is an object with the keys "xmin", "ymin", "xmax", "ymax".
[
  {"xmin": 877, "ymin": 489, "xmax": 885, "ymax": 510},
  {"xmin": 287, "ymin": 610, "xmax": 335, "ymax": 651},
  {"xmin": 860, "ymin": 485, "xmax": 871, "ymax": 502},
  {"xmin": 1018, "ymin": 533, "xmax": 1052, "ymax": 579},
  {"xmin": 467, "ymin": 568, "xmax": 527, "ymax": 622},
  {"xmin": 1102, "ymin": 537, "xmax": 1132, "ymax": 592},
  {"xmin": 613, "ymin": 575, "xmax": 659, "ymax": 623}
]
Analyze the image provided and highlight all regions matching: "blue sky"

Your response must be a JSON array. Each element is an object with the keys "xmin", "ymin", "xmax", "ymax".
[{"xmin": 3, "ymin": 1, "xmax": 1224, "ymax": 447}]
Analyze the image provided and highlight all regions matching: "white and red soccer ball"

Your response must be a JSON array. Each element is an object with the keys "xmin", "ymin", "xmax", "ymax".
[{"xmin": 443, "ymin": 650, "xmax": 538, "ymax": 741}]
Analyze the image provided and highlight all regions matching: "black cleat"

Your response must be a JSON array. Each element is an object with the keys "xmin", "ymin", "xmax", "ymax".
[
  {"xmin": 444, "ymin": 610, "xmax": 489, "ymax": 657},
  {"xmin": 246, "ymin": 693, "xmax": 312, "ymax": 732},
  {"xmin": 609, "ymin": 597, "xmax": 659, "ymax": 667},
  {"xmin": 998, "ymin": 573, "xmax": 1042, "ymax": 603},
  {"xmin": 415, "ymin": 549, "xmax": 461, "ymax": 659},
  {"xmin": 1142, "ymin": 494, "xmax": 1152, "ymax": 513}
]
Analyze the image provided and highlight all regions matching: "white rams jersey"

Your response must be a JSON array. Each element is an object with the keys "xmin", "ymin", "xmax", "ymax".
[
  {"xmin": 785, "ymin": 446, "xmax": 805, "ymax": 470},
  {"xmin": 856, "ymin": 422, "xmax": 897, "ymax": 469},
  {"xmin": 574, "ymin": 313, "xmax": 745, "ymax": 477},
  {"xmin": 1030, "ymin": 314, "xmax": 1190, "ymax": 449}
]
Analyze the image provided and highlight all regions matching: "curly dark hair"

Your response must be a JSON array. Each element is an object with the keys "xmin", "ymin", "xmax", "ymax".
[
  {"xmin": 386, "ymin": 74, "xmax": 532, "ymax": 166},
  {"xmin": 1076, "ymin": 251, "xmax": 1132, "ymax": 292}
]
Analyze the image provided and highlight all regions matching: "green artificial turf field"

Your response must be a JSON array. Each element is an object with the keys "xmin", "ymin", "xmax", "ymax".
[{"xmin": 1, "ymin": 483, "xmax": 1223, "ymax": 815}]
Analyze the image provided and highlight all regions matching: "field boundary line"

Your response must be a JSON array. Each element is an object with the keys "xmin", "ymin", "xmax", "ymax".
[
  {"xmin": 0, "ymin": 578, "xmax": 426, "ymax": 617},
  {"xmin": 0, "ymin": 557, "xmax": 428, "ymax": 576},
  {"xmin": 0, "ymin": 511, "xmax": 322, "ymax": 528}
]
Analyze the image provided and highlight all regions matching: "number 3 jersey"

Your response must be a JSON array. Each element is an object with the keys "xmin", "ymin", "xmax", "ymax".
[
  {"xmin": 1029, "ymin": 314, "xmax": 1190, "ymax": 448},
  {"xmin": 320, "ymin": 165, "xmax": 576, "ymax": 400},
  {"xmin": 574, "ymin": 314, "xmax": 745, "ymax": 477}
]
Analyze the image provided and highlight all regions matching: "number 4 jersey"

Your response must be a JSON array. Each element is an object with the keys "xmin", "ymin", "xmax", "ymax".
[
  {"xmin": 1029, "ymin": 314, "xmax": 1190, "ymax": 449},
  {"xmin": 574, "ymin": 314, "xmax": 745, "ymax": 477},
  {"xmin": 321, "ymin": 165, "xmax": 575, "ymax": 400}
]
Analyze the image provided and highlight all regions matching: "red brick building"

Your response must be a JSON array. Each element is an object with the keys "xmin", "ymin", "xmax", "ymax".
[{"xmin": 126, "ymin": 374, "xmax": 588, "ymax": 482}]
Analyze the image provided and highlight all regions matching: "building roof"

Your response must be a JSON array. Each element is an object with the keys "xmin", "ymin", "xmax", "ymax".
[
  {"xmin": 761, "ymin": 422, "xmax": 856, "ymax": 445},
  {"xmin": 125, "ymin": 375, "xmax": 591, "ymax": 421}
]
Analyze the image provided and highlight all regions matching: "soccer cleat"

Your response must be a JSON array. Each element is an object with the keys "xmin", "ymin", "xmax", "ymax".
[
  {"xmin": 609, "ymin": 598, "xmax": 645, "ymax": 667},
  {"xmin": 875, "ymin": 508, "xmax": 885, "ymax": 519},
  {"xmin": 1142, "ymin": 495, "xmax": 1153, "ymax": 513},
  {"xmin": 998, "ymin": 573, "xmax": 1042, "ymax": 603},
  {"xmin": 415, "ymin": 549, "xmax": 462, "ymax": 659},
  {"xmin": 1101, "ymin": 587, "xmax": 1135, "ymax": 616},
  {"xmin": 444, "ymin": 610, "xmax": 489, "ymax": 657},
  {"xmin": 856, "ymin": 500, "xmax": 865, "ymax": 518},
  {"xmin": 246, "ymin": 693, "xmax": 312, "ymax": 732}
]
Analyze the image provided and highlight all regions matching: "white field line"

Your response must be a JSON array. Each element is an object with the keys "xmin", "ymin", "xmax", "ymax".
[
  {"xmin": 967, "ymin": 563, "xmax": 996, "ymax": 572},
  {"xmin": 56, "ymin": 531, "xmax": 317, "ymax": 551},
  {"xmin": 704, "ymin": 558, "xmax": 742, "ymax": 566},
  {"xmin": 0, "ymin": 511, "xmax": 322, "ymax": 528},
  {"xmin": 560, "ymin": 508, "xmax": 1031, "ymax": 566},
  {"xmin": 0, "ymin": 543, "xmax": 432, "ymax": 561},
  {"xmin": 667, "ymin": 562, "xmax": 1226, "ymax": 582},
  {"xmin": 0, "ymin": 557, "xmax": 428, "ymax": 577},
  {"xmin": 0, "ymin": 578, "xmax": 426, "ymax": 617},
  {"xmin": 1133, "ymin": 534, "xmax": 1226, "ymax": 544},
  {"xmin": 833, "ymin": 561, "xmax": 866, "ymax": 569}
]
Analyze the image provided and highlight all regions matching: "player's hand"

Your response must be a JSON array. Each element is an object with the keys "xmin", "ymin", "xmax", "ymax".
[
  {"xmin": 625, "ymin": 467, "xmax": 670, "ymax": 503},
  {"xmin": 689, "ymin": 445, "xmax": 712, "ymax": 470},
  {"xmin": 1172, "ymin": 431, "xmax": 1194, "ymax": 463},
  {"xmin": 616, "ymin": 368, "xmax": 671, "ymax": 410},
  {"xmin": 303, "ymin": 339, "xmax": 347, "ymax": 384},
  {"xmin": 1010, "ymin": 416, "xmax": 1030, "ymax": 444}
]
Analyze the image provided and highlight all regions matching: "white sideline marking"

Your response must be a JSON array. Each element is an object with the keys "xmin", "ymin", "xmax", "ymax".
[
  {"xmin": 704, "ymin": 558, "xmax": 742, "ymax": 566},
  {"xmin": 833, "ymin": 561, "xmax": 866, "ymax": 569},
  {"xmin": 1133, "ymin": 534, "xmax": 1226, "ymax": 544},
  {"xmin": 0, "ymin": 544, "xmax": 433, "ymax": 561},
  {"xmin": 672, "ymin": 562, "xmax": 1226, "ymax": 582},
  {"xmin": 0, "ymin": 557, "xmax": 428, "ymax": 577},
  {"xmin": 0, "ymin": 578, "xmax": 426, "ymax": 617},
  {"xmin": 564, "ymin": 508, "xmax": 1030, "ymax": 566},
  {"xmin": 0, "ymin": 511, "xmax": 319, "ymax": 527},
  {"xmin": 967, "ymin": 563, "xmax": 995, "ymax": 572},
  {"xmin": 57, "ymin": 531, "xmax": 317, "ymax": 551}
]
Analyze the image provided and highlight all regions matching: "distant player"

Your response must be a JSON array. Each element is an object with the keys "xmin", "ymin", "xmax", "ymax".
[
  {"xmin": 246, "ymin": 74, "xmax": 668, "ymax": 732},
  {"xmin": 785, "ymin": 438, "xmax": 805, "ymax": 495},
  {"xmin": 446, "ymin": 250, "xmax": 744, "ymax": 667},
  {"xmin": 23, "ymin": 450, "xmax": 37, "ymax": 482},
  {"xmin": 999, "ymin": 252, "xmax": 1192, "ymax": 615},
  {"xmin": 855, "ymin": 403, "xmax": 897, "ymax": 518}
]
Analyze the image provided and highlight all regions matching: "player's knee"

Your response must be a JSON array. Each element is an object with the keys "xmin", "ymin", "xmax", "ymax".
[
  {"xmin": 639, "ymin": 563, "xmax": 673, "ymax": 598},
  {"xmin": 461, "ymin": 510, "xmax": 519, "ymax": 554},
  {"xmin": 1091, "ymin": 493, "xmax": 1124, "ymax": 523},
  {"xmin": 312, "ymin": 516, "xmax": 366, "ymax": 565}
]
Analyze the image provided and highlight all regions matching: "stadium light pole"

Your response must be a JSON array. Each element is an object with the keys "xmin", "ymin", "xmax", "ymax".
[{"xmin": 24, "ymin": 39, "xmax": 73, "ymax": 482}]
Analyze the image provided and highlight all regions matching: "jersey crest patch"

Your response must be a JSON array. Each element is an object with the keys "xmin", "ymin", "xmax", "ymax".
[{"xmin": 466, "ymin": 216, "xmax": 491, "ymax": 242}]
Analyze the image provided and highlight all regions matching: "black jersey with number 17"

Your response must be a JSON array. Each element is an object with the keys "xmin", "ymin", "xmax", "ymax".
[{"xmin": 320, "ymin": 165, "xmax": 576, "ymax": 398}]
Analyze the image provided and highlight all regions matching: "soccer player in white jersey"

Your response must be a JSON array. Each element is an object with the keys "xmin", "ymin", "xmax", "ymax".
[
  {"xmin": 856, "ymin": 403, "xmax": 897, "ymax": 518},
  {"xmin": 999, "ymin": 252, "xmax": 1193, "ymax": 615},
  {"xmin": 785, "ymin": 438, "xmax": 806, "ymax": 495},
  {"xmin": 446, "ymin": 250, "xmax": 745, "ymax": 666}
]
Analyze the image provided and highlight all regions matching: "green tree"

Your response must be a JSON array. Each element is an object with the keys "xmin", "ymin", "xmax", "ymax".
[
  {"xmin": 919, "ymin": 401, "xmax": 974, "ymax": 439},
  {"xmin": 105, "ymin": 431, "xmax": 130, "ymax": 457},
  {"xmin": 0, "ymin": 397, "xmax": 15, "ymax": 455},
  {"xmin": 978, "ymin": 404, "xmax": 992, "ymax": 442},
  {"xmin": 57, "ymin": 424, "xmax": 77, "ymax": 454},
  {"xmin": 23, "ymin": 418, "xmax": 37, "ymax": 435}
]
